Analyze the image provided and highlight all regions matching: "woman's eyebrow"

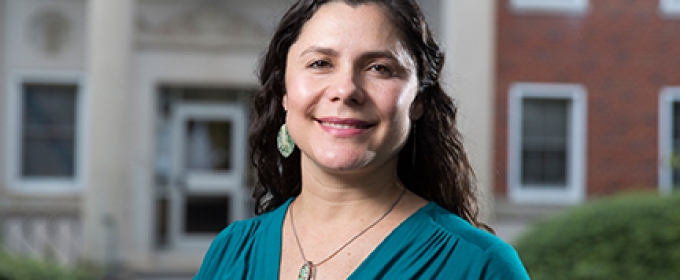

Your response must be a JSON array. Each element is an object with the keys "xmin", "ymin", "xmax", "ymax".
[
  {"xmin": 360, "ymin": 51, "xmax": 399, "ymax": 61},
  {"xmin": 300, "ymin": 47, "xmax": 400, "ymax": 61},
  {"xmin": 300, "ymin": 46, "xmax": 338, "ymax": 57}
]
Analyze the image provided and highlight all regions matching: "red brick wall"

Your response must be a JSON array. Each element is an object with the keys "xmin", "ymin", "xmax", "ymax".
[{"xmin": 495, "ymin": 0, "xmax": 680, "ymax": 196}]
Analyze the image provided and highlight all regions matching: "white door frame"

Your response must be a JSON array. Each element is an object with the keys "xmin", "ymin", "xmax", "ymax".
[{"xmin": 168, "ymin": 102, "xmax": 248, "ymax": 250}]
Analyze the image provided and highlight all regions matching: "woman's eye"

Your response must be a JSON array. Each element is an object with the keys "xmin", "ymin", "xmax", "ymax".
[
  {"xmin": 308, "ymin": 60, "xmax": 331, "ymax": 69},
  {"xmin": 369, "ymin": 64, "xmax": 395, "ymax": 76}
]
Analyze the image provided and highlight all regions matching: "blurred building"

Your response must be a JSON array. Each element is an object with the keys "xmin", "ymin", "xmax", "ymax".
[
  {"xmin": 0, "ymin": 0, "xmax": 291, "ymax": 277},
  {"xmin": 494, "ymin": 0, "xmax": 680, "ymax": 237},
  {"xmin": 0, "ymin": 0, "xmax": 496, "ymax": 277}
]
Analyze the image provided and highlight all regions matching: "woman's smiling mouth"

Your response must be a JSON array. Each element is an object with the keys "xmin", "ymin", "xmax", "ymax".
[{"xmin": 316, "ymin": 118, "xmax": 375, "ymax": 136}]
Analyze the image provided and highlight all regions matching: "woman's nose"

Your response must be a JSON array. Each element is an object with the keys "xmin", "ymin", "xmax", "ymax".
[{"xmin": 328, "ymin": 69, "xmax": 365, "ymax": 105}]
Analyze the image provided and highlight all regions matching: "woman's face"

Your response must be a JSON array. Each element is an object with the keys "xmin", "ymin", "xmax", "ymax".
[{"xmin": 283, "ymin": 2, "xmax": 420, "ymax": 174}]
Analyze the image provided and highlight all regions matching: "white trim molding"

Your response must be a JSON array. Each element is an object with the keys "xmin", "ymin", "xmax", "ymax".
[
  {"xmin": 510, "ymin": 0, "xmax": 589, "ymax": 14},
  {"xmin": 660, "ymin": 0, "xmax": 680, "ymax": 16},
  {"xmin": 5, "ymin": 70, "xmax": 87, "ymax": 194},
  {"xmin": 508, "ymin": 83, "xmax": 587, "ymax": 204},
  {"xmin": 658, "ymin": 86, "xmax": 680, "ymax": 194}
]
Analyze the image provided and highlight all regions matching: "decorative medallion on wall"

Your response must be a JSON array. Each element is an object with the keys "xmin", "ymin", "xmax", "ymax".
[
  {"xmin": 137, "ymin": 4, "xmax": 268, "ymax": 50},
  {"xmin": 26, "ymin": 8, "xmax": 72, "ymax": 56}
]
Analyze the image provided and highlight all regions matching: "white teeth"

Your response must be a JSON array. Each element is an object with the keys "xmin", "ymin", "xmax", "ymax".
[{"xmin": 320, "ymin": 122, "xmax": 361, "ymax": 129}]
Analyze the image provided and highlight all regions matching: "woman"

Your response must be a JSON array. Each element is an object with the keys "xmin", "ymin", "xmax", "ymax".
[{"xmin": 195, "ymin": 0, "xmax": 529, "ymax": 279}]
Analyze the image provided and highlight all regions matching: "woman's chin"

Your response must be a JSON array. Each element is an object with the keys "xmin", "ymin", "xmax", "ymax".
[{"xmin": 311, "ymin": 151, "xmax": 376, "ymax": 172}]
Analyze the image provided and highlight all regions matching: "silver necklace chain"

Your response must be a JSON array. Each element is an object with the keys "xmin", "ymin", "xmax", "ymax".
[{"xmin": 289, "ymin": 188, "xmax": 406, "ymax": 279}]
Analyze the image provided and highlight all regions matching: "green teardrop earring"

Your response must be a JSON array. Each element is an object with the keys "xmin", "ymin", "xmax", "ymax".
[{"xmin": 277, "ymin": 123, "xmax": 295, "ymax": 158}]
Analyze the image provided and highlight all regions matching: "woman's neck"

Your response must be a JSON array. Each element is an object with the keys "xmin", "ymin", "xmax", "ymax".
[
  {"xmin": 291, "ymin": 184, "xmax": 406, "ymax": 245},
  {"xmin": 293, "ymin": 159, "xmax": 405, "ymax": 224}
]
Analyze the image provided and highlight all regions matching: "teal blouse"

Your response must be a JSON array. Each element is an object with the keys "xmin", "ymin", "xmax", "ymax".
[{"xmin": 194, "ymin": 199, "xmax": 530, "ymax": 279}]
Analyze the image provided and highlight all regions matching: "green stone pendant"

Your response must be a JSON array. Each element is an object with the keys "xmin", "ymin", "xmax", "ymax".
[
  {"xmin": 277, "ymin": 124, "xmax": 295, "ymax": 158},
  {"xmin": 298, "ymin": 261, "xmax": 315, "ymax": 280}
]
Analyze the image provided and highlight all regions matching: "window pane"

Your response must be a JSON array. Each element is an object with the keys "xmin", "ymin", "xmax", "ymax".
[
  {"xmin": 184, "ymin": 195, "xmax": 230, "ymax": 233},
  {"xmin": 155, "ymin": 198, "xmax": 169, "ymax": 248},
  {"xmin": 21, "ymin": 84, "xmax": 78, "ymax": 177},
  {"xmin": 672, "ymin": 102, "xmax": 680, "ymax": 189},
  {"xmin": 521, "ymin": 98, "xmax": 569, "ymax": 185},
  {"xmin": 184, "ymin": 120, "xmax": 232, "ymax": 172}
]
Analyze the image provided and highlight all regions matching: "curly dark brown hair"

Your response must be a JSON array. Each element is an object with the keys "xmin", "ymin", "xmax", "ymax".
[{"xmin": 249, "ymin": 0, "xmax": 490, "ymax": 232}]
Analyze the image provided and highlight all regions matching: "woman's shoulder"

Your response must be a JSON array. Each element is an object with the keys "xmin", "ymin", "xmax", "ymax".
[
  {"xmin": 209, "ymin": 200, "xmax": 290, "ymax": 246},
  {"xmin": 417, "ymin": 202, "xmax": 500, "ymax": 248},
  {"xmin": 196, "ymin": 214, "xmax": 270, "ymax": 262},
  {"xmin": 208, "ymin": 203, "xmax": 286, "ymax": 248},
  {"xmin": 413, "ymin": 202, "xmax": 530, "ymax": 279},
  {"xmin": 194, "ymin": 203, "xmax": 288, "ymax": 278},
  {"xmin": 210, "ymin": 215, "xmax": 267, "ymax": 246}
]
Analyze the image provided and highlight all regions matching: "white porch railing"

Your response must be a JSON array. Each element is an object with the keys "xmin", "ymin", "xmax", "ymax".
[{"xmin": 1, "ymin": 213, "xmax": 82, "ymax": 267}]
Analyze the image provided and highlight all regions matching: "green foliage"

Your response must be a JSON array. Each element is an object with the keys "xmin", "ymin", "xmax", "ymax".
[
  {"xmin": 515, "ymin": 192, "xmax": 680, "ymax": 280},
  {"xmin": 0, "ymin": 250, "xmax": 101, "ymax": 280}
]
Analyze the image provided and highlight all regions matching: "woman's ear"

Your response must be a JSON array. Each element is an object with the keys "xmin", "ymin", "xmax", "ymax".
[
  {"xmin": 282, "ymin": 94, "xmax": 288, "ymax": 111},
  {"xmin": 410, "ymin": 98, "xmax": 424, "ymax": 120}
]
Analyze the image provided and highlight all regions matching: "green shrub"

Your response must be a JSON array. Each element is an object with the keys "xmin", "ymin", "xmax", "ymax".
[
  {"xmin": 0, "ymin": 250, "xmax": 101, "ymax": 280},
  {"xmin": 515, "ymin": 192, "xmax": 680, "ymax": 280}
]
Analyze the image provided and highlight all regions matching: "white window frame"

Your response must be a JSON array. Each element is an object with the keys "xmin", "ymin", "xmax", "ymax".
[
  {"xmin": 510, "ymin": 0, "xmax": 589, "ymax": 14},
  {"xmin": 508, "ymin": 83, "xmax": 587, "ymax": 204},
  {"xmin": 5, "ymin": 71, "xmax": 87, "ymax": 194},
  {"xmin": 660, "ymin": 0, "xmax": 680, "ymax": 16},
  {"xmin": 658, "ymin": 87, "xmax": 680, "ymax": 194}
]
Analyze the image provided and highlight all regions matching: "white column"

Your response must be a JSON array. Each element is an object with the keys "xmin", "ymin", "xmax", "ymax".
[
  {"xmin": 441, "ymin": 0, "xmax": 497, "ymax": 223},
  {"xmin": 0, "ymin": 0, "xmax": 7, "ymax": 184},
  {"xmin": 83, "ymin": 0, "xmax": 135, "ymax": 266}
]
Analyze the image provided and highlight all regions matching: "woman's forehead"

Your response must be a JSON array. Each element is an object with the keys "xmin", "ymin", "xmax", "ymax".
[{"xmin": 294, "ymin": 2, "xmax": 411, "ymax": 56}]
